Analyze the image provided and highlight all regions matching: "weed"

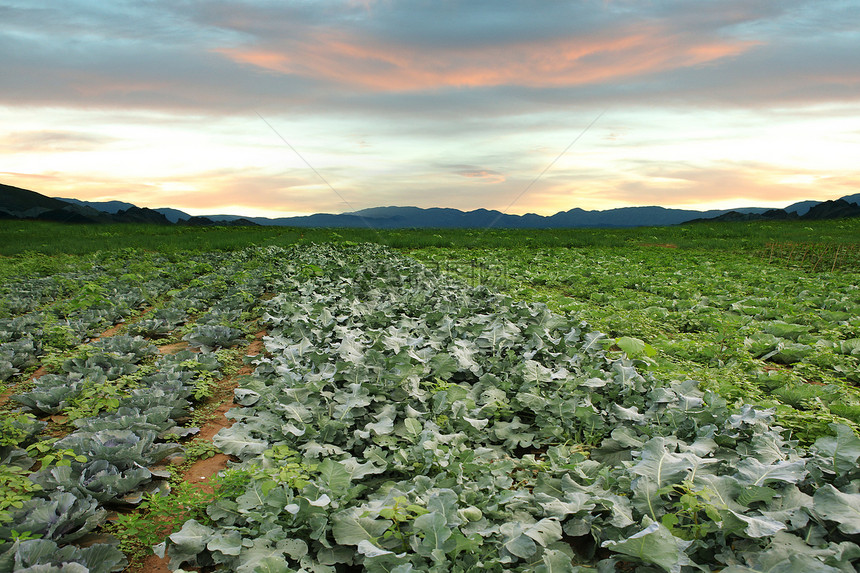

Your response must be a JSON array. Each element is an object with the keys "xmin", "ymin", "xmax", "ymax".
[
  {"xmin": 107, "ymin": 482, "xmax": 214, "ymax": 559},
  {"xmin": 260, "ymin": 445, "xmax": 313, "ymax": 489},
  {"xmin": 0, "ymin": 465, "xmax": 42, "ymax": 524},
  {"xmin": 377, "ymin": 496, "xmax": 429, "ymax": 552},
  {"xmin": 659, "ymin": 480, "xmax": 722, "ymax": 541},
  {"xmin": 26, "ymin": 439, "xmax": 87, "ymax": 467},
  {"xmin": 0, "ymin": 413, "xmax": 39, "ymax": 447}
]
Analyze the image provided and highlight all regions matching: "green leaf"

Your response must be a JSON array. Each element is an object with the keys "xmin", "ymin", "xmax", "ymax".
[
  {"xmin": 206, "ymin": 531, "xmax": 243, "ymax": 556},
  {"xmin": 813, "ymin": 423, "xmax": 860, "ymax": 476},
  {"xmin": 499, "ymin": 522, "xmax": 537, "ymax": 559},
  {"xmin": 212, "ymin": 426, "xmax": 269, "ymax": 458},
  {"xmin": 735, "ymin": 458, "xmax": 807, "ymax": 487},
  {"xmin": 535, "ymin": 548, "xmax": 578, "ymax": 573},
  {"xmin": 403, "ymin": 417, "xmax": 423, "ymax": 436},
  {"xmin": 235, "ymin": 539, "xmax": 291, "ymax": 573},
  {"xmin": 616, "ymin": 336, "xmax": 656, "ymax": 358},
  {"xmin": 426, "ymin": 489, "xmax": 461, "ymax": 526},
  {"xmin": 736, "ymin": 485, "xmax": 777, "ymax": 507},
  {"xmin": 813, "ymin": 485, "xmax": 860, "ymax": 534},
  {"xmin": 318, "ymin": 459, "xmax": 351, "ymax": 495},
  {"xmin": 721, "ymin": 538, "xmax": 847, "ymax": 573},
  {"xmin": 630, "ymin": 438, "xmax": 698, "ymax": 519},
  {"xmin": 602, "ymin": 520, "xmax": 692, "ymax": 573},
  {"xmin": 535, "ymin": 492, "xmax": 593, "ymax": 519},
  {"xmin": 331, "ymin": 509, "xmax": 391, "ymax": 546},
  {"xmin": 356, "ymin": 539, "xmax": 393, "ymax": 558},
  {"xmin": 168, "ymin": 519, "xmax": 214, "ymax": 569},
  {"xmin": 525, "ymin": 518, "xmax": 563, "ymax": 547},
  {"xmin": 722, "ymin": 510, "xmax": 786, "ymax": 538},
  {"xmin": 504, "ymin": 533, "xmax": 537, "ymax": 560},
  {"xmin": 414, "ymin": 511, "xmax": 455, "ymax": 559}
]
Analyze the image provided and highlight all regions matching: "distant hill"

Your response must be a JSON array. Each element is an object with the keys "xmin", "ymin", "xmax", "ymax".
[
  {"xmin": 1, "ymin": 183, "xmax": 171, "ymax": 225},
  {"xmin": 58, "ymin": 197, "xmax": 193, "ymax": 222},
  {"xmin": 2, "ymin": 183, "xmax": 71, "ymax": 215},
  {"xmin": 2, "ymin": 181, "xmax": 858, "ymax": 228},
  {"xmin": 154, "ymin": 207, "xmax": 193, "ymax": 223},
  {"xmin": 684, "ymin": 198, "xmax": 860, "ymax": 225},
  {"xmin": 57, "ymin": 197, "xmax": 137, "ymax": 214},
  {"xmin": 215, "ymin": 204, "xmax": 772, "ymax": 229},
  {"xmin": 784, "ymin": 200, "xmax": 820, "ymax": 216},
  {"xmin": 804, "ymin": 198, "xmax": 860, "ymax": 219},
  {"xmin": 1, "ymin": 184, "xmax": 258, "ymax": 226}
]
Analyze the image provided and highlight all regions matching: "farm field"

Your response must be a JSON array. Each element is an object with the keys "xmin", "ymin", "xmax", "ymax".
[
  {"xmin": 1, "ymin": 219, "xmax": 859, "ymax": 572},
  {"xmin": 410, "ymin": 241, "xmax": 860, "ymax": 443}
]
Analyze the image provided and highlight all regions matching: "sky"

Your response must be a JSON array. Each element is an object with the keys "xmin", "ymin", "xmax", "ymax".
[{"xmin": 2, "ymin": 0, "xmax": 859, "ymax": 218}]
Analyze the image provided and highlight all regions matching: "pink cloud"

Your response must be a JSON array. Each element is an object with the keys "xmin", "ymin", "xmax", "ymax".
[
  {"xmin": 455, "ymin": 169, "xmax": 506, "ymax": 183},
  {"xmin": 214, "ymin": 23, "xmax": 757, "ymax": 92}
]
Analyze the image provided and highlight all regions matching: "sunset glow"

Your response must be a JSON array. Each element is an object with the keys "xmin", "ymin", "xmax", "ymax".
[{"xmin": 2, "ymin": 1, "xmax": 859, "ymax": 217}]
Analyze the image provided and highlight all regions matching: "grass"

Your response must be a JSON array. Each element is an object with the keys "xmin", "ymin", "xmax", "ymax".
[{"xmin": 2, "ymin": 217, "xmax": 859, "ymax": 257}]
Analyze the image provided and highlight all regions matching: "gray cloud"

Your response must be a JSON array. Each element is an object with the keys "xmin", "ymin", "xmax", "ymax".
[{"xmin": 2, "ymin": 0, "xmax": 857, "ymax": 117}]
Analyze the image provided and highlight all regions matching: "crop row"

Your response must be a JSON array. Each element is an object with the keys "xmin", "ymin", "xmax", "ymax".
[
  {"xmin": 412, "ymin": 246, "xmax": 860, "ymax": 441},
  {"xmin": 0, "ymin": 248, "xmax": 286, "ymax": 571},
  {"xmin": 146, "ymin": 244, "xmax": 860, "ymax": 572}
]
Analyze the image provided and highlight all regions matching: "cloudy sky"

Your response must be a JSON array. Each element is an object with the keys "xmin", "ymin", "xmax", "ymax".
[{"xmin": 2, "ymin": 1, "xmax": 859, "ymax": 217}]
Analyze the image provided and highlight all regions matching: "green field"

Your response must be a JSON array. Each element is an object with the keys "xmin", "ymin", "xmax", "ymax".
[
  {"xmin": 2, "ymin": 217, "xmax": 860, "ymax": 255},
  {"xmin": 1, "ymin": 219, "xmax": 859, "ymax": 572}
]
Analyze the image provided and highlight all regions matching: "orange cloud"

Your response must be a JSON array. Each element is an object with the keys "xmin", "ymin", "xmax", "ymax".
[
  {"xmin": 1, "ymin": 131, "xmax": 116, "ymax": 153},
  {"xmin": 456, "ymin": 169, "xmax": 506, "ymax": 183},
  {"xmin": 0, "ymin": 171, "xmax": 163, "ymax": 202},
  {"xmin": 215, "ymin": 23, "xmax": 757, "ymax": 92},
  {"xmin": 603, "ymin": 164, "xmax": 839, "ymax": 208}
]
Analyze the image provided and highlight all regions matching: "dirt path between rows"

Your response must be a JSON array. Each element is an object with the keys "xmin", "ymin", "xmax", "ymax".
[{"xmin": 137, "ymin": 330, "xmax": 266, "ymax": 573}]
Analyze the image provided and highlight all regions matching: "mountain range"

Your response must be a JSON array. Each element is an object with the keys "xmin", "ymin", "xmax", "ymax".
[{"xmin": 2, "ymin": 182, "xmax": 859, "ymax": 229}]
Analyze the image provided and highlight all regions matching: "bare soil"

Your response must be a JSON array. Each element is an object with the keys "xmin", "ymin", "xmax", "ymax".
[{"xmin": 158, "ymin": 341, "xmax": 192, "ymax": 355}]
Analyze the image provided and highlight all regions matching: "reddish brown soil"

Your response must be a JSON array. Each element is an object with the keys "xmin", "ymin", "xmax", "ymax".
[
  {"xmin": 0, "ymin": 366, "xmax": 48, "ymax": 408},
  {"xmin": 139, "ymin": 553, "xmax": 171, "ymax": 572},
  {"xmin": 30, "ymin": 365, "xmax": 49, "ymax": 379},
  {"xmin": 158, "ymin": 341, "xmax": 192, "ymax": 355},
  {"xmin": 93, "ymin": 323, "xmax": 125, "ymax": 340},
  {"xmin": 92, "ymin": 307, "xmax": 156, "ymax": 342}
]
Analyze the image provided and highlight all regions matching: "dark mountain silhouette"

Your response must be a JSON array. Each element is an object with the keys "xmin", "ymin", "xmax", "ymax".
[
  {"xmin": 2, "ymin": 183, "xmax": 110, "ymax": 223},
  {"xmin": 783, "ymin": 200, "xmax": 820, "ymax": 216},
  {"xmin": 154, "ymin": 207, "xmax": 193, "ymax": 223},
  {"xmin": 112, "ymin": 206, "xmax": 172, "ymax": 225},
  {"xmin": 59, "ymin": 197, "xmax": 194, "ymax": 222},
  {"xmin": 217, "ymin": 205, "xmax": 773, "ymax": 228},
  {"xmin": 3, "ymin": 183, "xmax": 180, "ymax": 225},
  {"xmin": 2, "ymin": 183, "xmax": 71, "ymax": 215},
  {"xmin": 176, "ymin": 215, "xmax": 259, "ymax": 227},
  {"xmin": 684, "ymin": 199, "xmax": 860, "ymax": 225},
  {"xmin": 802, "ymin": 198, "xmax": 860, "ymax": 220},
  {"xmin": 2, "ymin": 181, "xmax": 858, "ymax": 228},
  {"xmin": 57, "ymin": 197, "xmax": 137, "ymax": 214}
]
